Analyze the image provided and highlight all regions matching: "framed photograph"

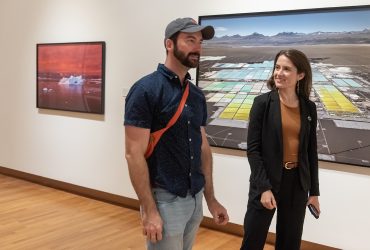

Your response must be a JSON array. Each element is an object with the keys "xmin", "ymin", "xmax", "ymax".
[
  {"xmin": 198, "ymin": 5, "xmax": 370, "ymax": 167},
  {"xmin": 37, "ymin": 41, "xmax": 105, "ymax": 114}
]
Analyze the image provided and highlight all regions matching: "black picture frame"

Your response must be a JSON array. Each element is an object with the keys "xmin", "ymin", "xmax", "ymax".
[
  {"xmin": 37, "ymin": 41, "xmax": 106, "ymax": 114},
  {"xmin": 198, "ymin": 5, "xmax": 370, "ymax": 167}
]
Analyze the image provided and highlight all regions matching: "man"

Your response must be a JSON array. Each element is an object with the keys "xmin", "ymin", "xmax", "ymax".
[{"xmin": 124, "ymin": 17, "xmax": 229, "ymax": 250}]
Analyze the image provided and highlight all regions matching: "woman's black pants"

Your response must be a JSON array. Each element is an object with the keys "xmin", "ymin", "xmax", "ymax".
[{"xmin": 240, "ymin": 168, "xmax": 308, "ymax": 250}]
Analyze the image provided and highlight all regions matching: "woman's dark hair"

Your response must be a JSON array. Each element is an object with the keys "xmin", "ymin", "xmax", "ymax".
[{"xmin": 267, "ymin": 49, "xmax": 312, "ymax": 100}]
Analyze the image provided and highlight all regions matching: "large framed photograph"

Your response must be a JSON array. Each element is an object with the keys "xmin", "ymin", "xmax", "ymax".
[
  {"xmin": 198, "ymin": 5, "xmax": 370, "ymax": 167},
  {"xmin": 37, "ymin": 41, "xmax": 105, "ymax": 114}
]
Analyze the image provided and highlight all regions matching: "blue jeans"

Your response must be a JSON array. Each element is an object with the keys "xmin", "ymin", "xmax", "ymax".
[{"xmin": 147, "ymin": 188, "xmax": 203, "ymax": 250}]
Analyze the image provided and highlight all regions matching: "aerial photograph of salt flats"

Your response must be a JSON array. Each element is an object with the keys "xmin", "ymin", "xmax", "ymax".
[{"xmin": 197, "ymin": 6, "xmax": 370, "ymax": 167}]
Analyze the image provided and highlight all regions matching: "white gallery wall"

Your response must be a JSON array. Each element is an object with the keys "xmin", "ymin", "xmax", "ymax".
[{"xmin": 1, "ymin": 0, "xmax": 370, "ymax": 249}]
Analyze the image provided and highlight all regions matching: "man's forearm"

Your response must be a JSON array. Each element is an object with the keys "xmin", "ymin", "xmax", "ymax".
[
  {"xmin": 126, "ymin": 155, "xmax": 156, "ymax": 211},
  {"xmin": 201, "ymin": 145, "xmax": 216, "ymax": 203}
]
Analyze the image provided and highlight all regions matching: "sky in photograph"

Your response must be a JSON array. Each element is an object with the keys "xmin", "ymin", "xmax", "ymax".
[
  {"xmin": 38, "ymin": 44, "xmax": 103, "ymax": 75},
  {"xmin": 200, "ymin": 8, "xmax": 370, "ymax": 37}
]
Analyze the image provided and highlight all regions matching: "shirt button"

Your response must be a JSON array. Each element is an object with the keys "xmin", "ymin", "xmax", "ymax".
[
  {"xmin": 189, "ymin": 138, "xmax": 192, "ymax": 142},
  {"xmin": 190, "ymin": 156, "xmax": 194, "ymax": 160},
  {"xmin": 188, "ymin": 121, "xmax": 190, "ymax": 124},
  {"xmin": 189, "ymin": 173, "xmax": 192, "ymax": 177},
  {"xmin": 185, "ymin": 104, "xmax": 188, "ymax": 107}
]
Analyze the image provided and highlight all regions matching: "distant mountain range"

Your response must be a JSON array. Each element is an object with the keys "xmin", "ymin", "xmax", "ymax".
[{"xmin": 207, "ymin": 29, "xmax": 370, "ymax": 46}]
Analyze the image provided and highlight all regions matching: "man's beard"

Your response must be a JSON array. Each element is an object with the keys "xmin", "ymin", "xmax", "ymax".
[{"xmin": 173, "ymin": 43, "xmax": 200, "ymax": 68}]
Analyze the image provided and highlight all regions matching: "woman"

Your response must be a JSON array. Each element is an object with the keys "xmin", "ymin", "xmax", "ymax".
[{"xmin": 240, "ymin": 49, "xmax": 320, "ymax": 250}]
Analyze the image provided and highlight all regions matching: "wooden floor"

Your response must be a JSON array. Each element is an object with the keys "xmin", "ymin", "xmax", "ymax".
[{"xmin": 0, "ymin": 174, "xmax": 273, "ymax": 250}]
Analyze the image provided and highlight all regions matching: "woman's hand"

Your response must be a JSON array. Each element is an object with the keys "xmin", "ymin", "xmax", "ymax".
[
  {"xmin": 307, "ymin": 196, "xmax": 321, "ymax": 215},
  {"xmin": 260, "ymin": 190, "xmax": 277, "ymax": 210}
]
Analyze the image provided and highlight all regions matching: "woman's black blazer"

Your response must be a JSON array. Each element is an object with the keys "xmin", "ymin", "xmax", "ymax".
[{"xmin": 247, "ymin": 90, "xmax": 320, "ymax": 199}]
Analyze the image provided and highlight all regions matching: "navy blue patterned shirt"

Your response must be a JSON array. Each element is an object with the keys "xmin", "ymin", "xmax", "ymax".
[{"xmin": 124, "ymin": 64, "xmax": 207, "ymax": 197}]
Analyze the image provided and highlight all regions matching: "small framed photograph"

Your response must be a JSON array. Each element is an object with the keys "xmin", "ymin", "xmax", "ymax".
[{"xmin": 37, "ymin": 41, "xmax": 105, "ymax": 114}]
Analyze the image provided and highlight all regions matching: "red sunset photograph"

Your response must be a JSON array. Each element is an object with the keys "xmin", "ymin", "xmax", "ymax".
[{"xmin": 37, "ymin": 42, "xmax": 105, "ymax": 114}]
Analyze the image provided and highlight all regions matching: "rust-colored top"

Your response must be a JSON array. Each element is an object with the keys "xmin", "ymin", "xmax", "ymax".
[{"xmin": 280, "ymin": 100, "xmax": 301, "ymax": 163}]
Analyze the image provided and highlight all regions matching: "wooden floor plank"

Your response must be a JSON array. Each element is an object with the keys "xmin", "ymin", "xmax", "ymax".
[{"xmin": 0, "ymin": 174, "xmax": 273, "ymax": 250}]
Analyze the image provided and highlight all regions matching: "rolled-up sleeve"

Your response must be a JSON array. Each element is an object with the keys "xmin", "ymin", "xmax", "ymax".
[{"xmin": 124, "ymin": 83, "xmax": 153, "ymax": 129}]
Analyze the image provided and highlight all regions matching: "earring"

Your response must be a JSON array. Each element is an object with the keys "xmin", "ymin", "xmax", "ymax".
[{"xmin": 296, "ymin": 80, "xmax": 300, "ymax": 95}]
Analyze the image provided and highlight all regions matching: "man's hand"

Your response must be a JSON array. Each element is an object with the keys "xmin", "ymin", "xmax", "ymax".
[
  {"xmin": 141, "ymin": 208, "xmax": 163, "ymax": 243},
  {"xmin": 207, "ymin": 199, "xmax": 229, "ymax": 225}
]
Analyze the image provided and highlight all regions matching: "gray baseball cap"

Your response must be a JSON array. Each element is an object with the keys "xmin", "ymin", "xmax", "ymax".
[{"xmin": 165, "ymin": 17, "xmax": 215, "ymax": 40}]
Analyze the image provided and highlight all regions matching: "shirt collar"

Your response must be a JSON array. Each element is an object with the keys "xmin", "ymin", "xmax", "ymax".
[{"xmin": 157, "ymin": 63, "xmax": 192, "ymax": 82}]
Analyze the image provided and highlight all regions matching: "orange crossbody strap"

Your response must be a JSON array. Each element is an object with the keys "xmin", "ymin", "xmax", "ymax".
[{"xmin": 144, "ymin": 82, "xmax": 190, "ymax": 159}]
